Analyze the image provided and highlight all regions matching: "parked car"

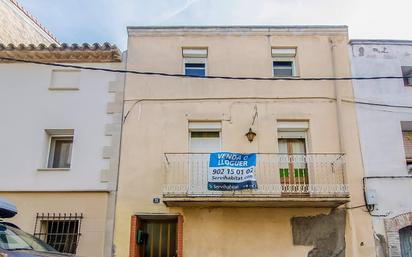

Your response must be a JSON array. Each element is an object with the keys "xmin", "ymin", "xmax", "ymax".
[{"xmin": 0, "ymin": 198, "xmax": 74, "ymax": 257}]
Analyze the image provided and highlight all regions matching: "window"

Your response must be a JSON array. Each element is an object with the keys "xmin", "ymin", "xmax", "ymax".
[
  {"xmin": 50, "ymin": 70, "xmax": 80, "ymax": 90},
  {"xmin": 402, "ymin": 130, "xmax": 412, "ymax": 173},
  {"xmin": 48, "ymin": 136, "xmax": 73, "ymax": 168},
  {"xmin": 272, "ymin": 48, "xmax": 297, "ymax": 77},
  {"xmin": 33, "ymin": 213, "xmax": 83, "ymax": 254},
  {"xmin": 189, "ymin": 122, "xmax": 221, "ymax": 153},
  {"xmin": 273, "ymin": 61, "xmax": 294, "ymax": 76},
  {"xmin": 184, "ymin": 62, "xmax": 206, "ymax": 76},
  {"xmin": 182, "ymin": 48, "xmax": 207, "ymax": 77},
  {"xmin": 401, "ymin": 66, "xmax": 412, "ymax": 86},
  {"xmin": 45, "ymin": 129, "xmax": 74, "ymax": 169}
]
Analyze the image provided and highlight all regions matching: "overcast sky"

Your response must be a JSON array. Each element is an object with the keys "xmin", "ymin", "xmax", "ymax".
[{"xmin": 19, "ymin": 0, "xmax": 412, "ymax": 50}]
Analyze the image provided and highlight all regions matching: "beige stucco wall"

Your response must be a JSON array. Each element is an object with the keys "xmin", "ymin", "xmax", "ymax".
[
  {"xmin": 183, "ymin": 208, "xmax": 325, "ymax": 257},
  {"xmin": 0, "ymin": 0, "xmax": 57, "ymax": 44},
  {"xmin": 114, "ymin": 28, "xmax": 375, "ymax": 257},
  {"xmin": 0, "ymin": 192, "xmax": 108, "ymax": 257}
]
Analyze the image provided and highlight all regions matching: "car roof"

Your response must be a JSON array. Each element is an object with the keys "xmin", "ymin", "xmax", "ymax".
[{"xmin": 0, "ymin": 198, "xmax": 17, "ymax": 218}]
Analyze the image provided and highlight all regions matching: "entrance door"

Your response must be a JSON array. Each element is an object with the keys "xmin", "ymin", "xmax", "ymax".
[
  {"xmin": 278, "ymin": 138, "xmax": 308, "ymax": 194},
  {"xmin": 140, "ymin": 220, "xmax": 177, "ymax": 257},
  {"xmin": 400, "ymin": 226, "xmax": 412, "ymax": 257}
]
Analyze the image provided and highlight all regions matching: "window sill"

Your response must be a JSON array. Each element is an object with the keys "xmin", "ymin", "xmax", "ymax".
[
  {"xmin": 37, "ymin": 168, "xmax": 70, "ymax": 172},
  {"xmin": 48, "ymin": 87, "xmax": 79, "ymax": 91}
]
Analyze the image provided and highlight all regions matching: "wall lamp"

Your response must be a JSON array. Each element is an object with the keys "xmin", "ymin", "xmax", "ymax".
[{"xmin": 245, "ymin": 128, "xmax": 256, "ymax": 143}]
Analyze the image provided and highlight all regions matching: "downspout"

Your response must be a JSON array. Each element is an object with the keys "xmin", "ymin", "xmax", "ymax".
[
  {"xmin": 329, "ymin": 37, "xmax": 357, "ymax": 257},
  {"xmin": 329, "ymin": 38, "xmax": 345, "ymax": 158}
]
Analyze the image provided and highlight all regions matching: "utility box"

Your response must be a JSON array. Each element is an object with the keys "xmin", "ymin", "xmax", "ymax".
[{"xmin": 365, "ymin": 189, "xmax": 378, "ymax": 205}]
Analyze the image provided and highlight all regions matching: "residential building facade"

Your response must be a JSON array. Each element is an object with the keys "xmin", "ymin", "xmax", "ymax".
[
  {"xmin": 114, "ymin": 26, "xmax": 376, "ymax": 257},
  {"xmin": 350, "ymin": 40, "xmax": 412, "ymax": 257},
  {"xmin": 0, "ymin": 43, "xmax": 124, "ymax": 257},
  {"xmin": 0, "ymin": 0, "xmax": 58, "ymax": 45}
]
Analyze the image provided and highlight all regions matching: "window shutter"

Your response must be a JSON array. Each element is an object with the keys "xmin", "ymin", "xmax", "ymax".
[
  {"xmin": 272, "ymin": 48, "xmax": 296, "ymax": 57},
  {"xmin": 403, "ymin": 131, "xmax": 412, "ymax": 160},
  {"xmin": 182, "ymin": 48, "xmax": 208, "ymax": 58}
]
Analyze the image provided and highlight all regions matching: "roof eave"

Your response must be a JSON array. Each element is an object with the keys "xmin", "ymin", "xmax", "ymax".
[
  {"xmin": 127, "ymin": 25, "xmax": 349, "ymax": 36},
  {"xmin": 350, "ymin": 39, "xmax": 412, "ymax": 46}
]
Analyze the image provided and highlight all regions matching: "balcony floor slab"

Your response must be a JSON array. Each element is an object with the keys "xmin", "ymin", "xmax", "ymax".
[{"xmin": 162, "ymin": 196, "xmax": 350, "ymax": 208}]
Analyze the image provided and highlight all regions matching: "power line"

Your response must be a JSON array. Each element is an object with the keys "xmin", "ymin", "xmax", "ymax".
[
  {"xmin": 342, "ymin": 99, "xmax": 412, "ymax": 109},
  {"xmin": 122, "ymin": 97, "xmax": 412, "ymax": 123},
  {"xmin": 3, "ymin": 56, "xmax": 412, "ymax": 112},
  {"xmin": 1, "ymin": 56, "xmax": 412, "ymax": 81}
]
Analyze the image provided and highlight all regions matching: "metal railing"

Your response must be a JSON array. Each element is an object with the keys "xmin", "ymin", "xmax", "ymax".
[{"xmin": 163, "ymin": 153, "xmax": 348, "ymax": 198}]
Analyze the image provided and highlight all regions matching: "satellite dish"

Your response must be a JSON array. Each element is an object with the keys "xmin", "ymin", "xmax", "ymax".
[{"xmin": 0, "ymin": 197, "xmax": 17, "ymax": 218}]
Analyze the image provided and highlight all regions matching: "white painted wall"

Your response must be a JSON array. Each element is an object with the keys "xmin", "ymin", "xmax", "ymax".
[
  {"xmin": 350, "ymin": 41, "xmax": 412, "ymax": 232},
  {"xmin": 0, "ymin": 62, "xmax": 121, "ymax": 191}
]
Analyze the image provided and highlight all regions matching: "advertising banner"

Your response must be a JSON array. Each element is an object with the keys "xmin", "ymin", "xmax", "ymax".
[{"xmin": 208, "ymin": 152, "xmax": 257, "ymax": 191}]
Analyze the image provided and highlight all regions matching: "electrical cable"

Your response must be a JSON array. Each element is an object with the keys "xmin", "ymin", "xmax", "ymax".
[
  {"xmin": 1, "ymin": 56, "xmax": 412, "ymax": 81},
  {"xmin": 3, "ymin": 56, "xmax": 412, "ymax": 120}
]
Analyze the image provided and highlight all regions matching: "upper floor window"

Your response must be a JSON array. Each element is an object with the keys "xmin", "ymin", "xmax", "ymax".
[
  {"xmin": 401, "ymin": 66, "xmax": 412, "ymax": 86},
  {"xmin": 402, "ymin": 130, "xmax": 412, "ymax": 174},
  {"xmin": 45, "ymin": 129, "xmax": 74, "ymax": 169},
  {"xmin": 272, "ymin": 48, "xmax": 297, "ymax": 77},
  {"xmin": 182, "ymin": 48, "xmax": 208, "ymax": 77},
  {"xmin": 48, "ymin": 136, "xmax": 73, "ymax": 168},
  {"xmin": 189, "ymin": 122, "xmax": 221, "ymax": 153},
  {"xmin": 50, "ymin": 70, "xmax": 80, "ymax": 90}
]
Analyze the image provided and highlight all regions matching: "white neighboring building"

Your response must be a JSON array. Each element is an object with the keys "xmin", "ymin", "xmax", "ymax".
[
  {"xmin": 0, "ymin": 43, "xmax": 124, "ymax": 257},
  {"xmin": 350, "ymin": 40, "xmax": 412, "ymax": 257}
]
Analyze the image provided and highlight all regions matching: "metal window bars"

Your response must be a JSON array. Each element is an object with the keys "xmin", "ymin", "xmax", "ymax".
[{"xmin": 33, "ymin": 213, "xmax": 83, "ymax": 254}]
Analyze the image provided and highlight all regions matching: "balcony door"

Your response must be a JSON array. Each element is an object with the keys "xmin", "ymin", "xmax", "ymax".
[
  {"xmin": 278, "ymin": 132, "xmax": 309, "ymax": 195},
  {"xmin": 188, "ymin": 122, "xmax": 221, "ymax": 195},
  {"xmin": 189, "ymin": 131, "xmax": 221, "ymax": 153}
]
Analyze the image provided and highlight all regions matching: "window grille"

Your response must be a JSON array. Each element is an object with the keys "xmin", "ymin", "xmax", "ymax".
[{"xmin": 33, "ymin": 213, "xmax": 83, "ymax": 254}]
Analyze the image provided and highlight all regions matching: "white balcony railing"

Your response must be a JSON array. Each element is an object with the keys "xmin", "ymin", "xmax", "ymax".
[{"xmin": 163, "ymin": 153, "xmax": 348, "ymax": 198}]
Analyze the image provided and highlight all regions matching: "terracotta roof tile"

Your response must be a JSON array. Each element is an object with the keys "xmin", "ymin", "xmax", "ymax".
[{"xmin": 0, "ymin": 42, "xmax": 122, "ymax": 62}]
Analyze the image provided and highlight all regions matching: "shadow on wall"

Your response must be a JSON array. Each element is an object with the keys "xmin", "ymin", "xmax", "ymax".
[{"xmin": 291, "ymin": 209, "xmax": 346, "ymax": 257}]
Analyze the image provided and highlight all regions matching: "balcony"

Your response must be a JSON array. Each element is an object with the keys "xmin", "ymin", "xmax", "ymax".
[{"xmin": 162, "ymin": 153, "xmax": 349, "ymax": 207}]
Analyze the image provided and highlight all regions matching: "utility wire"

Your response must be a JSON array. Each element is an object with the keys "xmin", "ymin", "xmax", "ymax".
[
  {"xmin": 3, "ymin": 56, "xmax": 412, "ymax": 117},
  {"xmin": 1, "ymin": 56, "xmax": 412, "ymax": 81}
]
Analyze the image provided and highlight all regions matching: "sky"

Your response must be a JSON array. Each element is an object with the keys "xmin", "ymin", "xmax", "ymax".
[{"xmin": 18, "ymin": 0, "xmax": 412, "ymax": 50}]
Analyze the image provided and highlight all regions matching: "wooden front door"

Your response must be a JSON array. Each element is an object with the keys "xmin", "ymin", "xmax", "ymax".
[
  {"xmin": 278, "ymin": 138, "xmax": 309, "ymax": 194},
  {"xmin": 140, "ymin": 220, "xmax": 177, "ymax": 257}
]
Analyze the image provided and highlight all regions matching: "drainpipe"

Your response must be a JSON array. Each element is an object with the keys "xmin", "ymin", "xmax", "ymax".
[
  {"xmin": 329, "ymin": 38, "xmax": 345, "ymax": 157},
  {"xmin": 329, "ymin": 37, "xmax": 357, "ymax": 257}
]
